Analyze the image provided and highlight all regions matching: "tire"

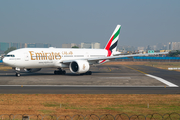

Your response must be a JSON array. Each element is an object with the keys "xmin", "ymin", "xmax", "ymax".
[
  {"xmin": 88, "ymin": 71, "xmax": 92, "ymax": 75},
  {"xmin": 16, "ymin": 73, "xmax": 20, "ymax": 77},
  {"xmin": 86, "ymin": 71, "xmax": 92, "ymax": 75},
  {"xmin": 62, "ymin": 70, "xmax": 66, "ymax": 75},
  {"xmin": 58, "ymin": 71, "xmax": 62, "ymax": 75},
  {"xmin": 54, "ymin": 70, "xmax": 66, "ymax": 75}
]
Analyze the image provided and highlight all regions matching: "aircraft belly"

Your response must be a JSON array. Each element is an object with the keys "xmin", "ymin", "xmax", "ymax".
[{"xmin": 14, "ymin": 60, "xmax": 55, "ymax": 68}]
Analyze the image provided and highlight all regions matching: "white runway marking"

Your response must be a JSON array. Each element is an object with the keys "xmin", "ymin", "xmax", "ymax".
[
  {"xmin": 0, "ymin": 85, "xmax": 176, "ymax": 87},
  {"xmin": 99, "ymin": 77, "xmax": 131, "ymax": 79},
  {"xmin": 145, "ymin": 74, "xmax": 178, "ymax": 87}
]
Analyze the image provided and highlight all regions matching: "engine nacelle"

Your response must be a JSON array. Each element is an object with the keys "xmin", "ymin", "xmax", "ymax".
[
  {"xmin": 69, "ymin": 60, "xmax": 90, "ymax": 74},
  {"xmin": 24, "ymin": 68, "xmax": 41, "ymax": 73}
]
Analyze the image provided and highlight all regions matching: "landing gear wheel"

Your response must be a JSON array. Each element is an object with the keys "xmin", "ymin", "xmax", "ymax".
[
  {"xmin": 88, "ymin": 71, "xmax": 92, "ymax": 75},
  {"xmin": 16, "ymin": 73, "xmax": 20, "ymax": 77},
  {"xmin": 86, "ymin": 71, "xmax": 92, "ymax": 75},
  {"xmin": 62, "ymin": 70, "xmax": 66, "ymax": 75},
  {"xmin": 14, "ymin": 67, "xmax": 21, "ymax": 77},
  {"xmin": 81, "ymin": 71, "xmax": 92, "ymax": 75},
  {"xmin": 54, "ymin": 70, "xmax": 66, "ymax": 75},
  {"xmin": 54, "ymin": 70, "xmax": 57, "ymax": 75}
]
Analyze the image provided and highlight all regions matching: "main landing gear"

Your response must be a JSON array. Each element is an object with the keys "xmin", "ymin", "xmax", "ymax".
[
  {"xmin": 14, "ymin": 67, "xmax": 21, "ymax": 77},
  {"xmin": 54, "ymin": 68, "xmax": 66, "ymax": 75},
  {"xmin": 80, "ymin": 71, "xmax": 92, "ymax": 75}
]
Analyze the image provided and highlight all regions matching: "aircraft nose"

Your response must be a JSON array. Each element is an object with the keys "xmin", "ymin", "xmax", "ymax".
[
  {"xmin": 3, "ymin": 57, "xmax": 16, "ymax": 66},
  {"xmin": 2, "ymin": 57, "xmax": 6, "ymax": 63},
  {"xmin": 2, "ymin": 57, "xmax": 9, "ymax": 65}
]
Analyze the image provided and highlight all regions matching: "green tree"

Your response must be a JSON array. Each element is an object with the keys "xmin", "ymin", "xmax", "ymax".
[
  {"xmin": 4, "ymin": 47, "xmax": 16, "ymax": 54},
  {"xmin": 168, "ymin": 50, "xmax": 180, "ymax": 57},
  {"xmin": 72, "ymin": 46, "xmax": 79, "ymax": 48}
]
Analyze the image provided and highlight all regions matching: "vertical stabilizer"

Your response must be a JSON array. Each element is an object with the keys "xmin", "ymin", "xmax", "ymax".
[{"xmin": 105, "ymin": 25, "xmax": 121, "ymax": 56}]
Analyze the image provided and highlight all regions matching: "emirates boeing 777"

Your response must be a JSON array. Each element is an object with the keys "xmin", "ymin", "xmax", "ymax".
[{"xmin": 3, "ymin": 25, "xmax": 167, "ymax": 77}]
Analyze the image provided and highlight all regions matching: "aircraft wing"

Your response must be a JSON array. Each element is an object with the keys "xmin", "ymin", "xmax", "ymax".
[{"xmin": 62, "ymin": 52, "xmax": 168, "ymax": 64}]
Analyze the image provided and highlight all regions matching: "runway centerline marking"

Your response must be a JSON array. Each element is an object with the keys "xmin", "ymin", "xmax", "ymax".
[
  {"xmin": 107, "ymin": 67, "xmax": 111, "ymax": 72},
  {"xmin": 124, "ymin": 66, "xmax": 147, "ymax": 74},
  {"xmin": 125, "ymin": 65, "xmax": 178, "ymax": 87}
]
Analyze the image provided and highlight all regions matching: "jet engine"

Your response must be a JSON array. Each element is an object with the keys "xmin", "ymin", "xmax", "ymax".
[
  {"xmin": 69, "ymin": 60, "xmax": 90, "ymax": 74},
  {"xmin": 24, "ymin": 68, "xmax": 42, "ymax": 73}
]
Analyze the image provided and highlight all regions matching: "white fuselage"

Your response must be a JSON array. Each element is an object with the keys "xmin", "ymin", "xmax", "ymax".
[{"xmin": 3, "ymin": 48, "xmax": 108, "ymax": 69}]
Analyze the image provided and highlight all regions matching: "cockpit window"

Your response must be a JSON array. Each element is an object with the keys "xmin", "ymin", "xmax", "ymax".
[{"xmin": 4, "ymin": 55, "xmax": 15, "ymax": 57}]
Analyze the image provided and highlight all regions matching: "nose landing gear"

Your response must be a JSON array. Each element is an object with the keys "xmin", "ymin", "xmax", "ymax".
[
  {"xmin": 14, "ymin": 67, "xmax": 21, "ymax": 77},
  {"xmin": 16, "ymin": 73, "xmax": 21, "ymax": 77}
]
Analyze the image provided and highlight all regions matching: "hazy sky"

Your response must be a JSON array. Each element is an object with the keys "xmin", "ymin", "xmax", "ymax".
[{"xmin": 0, "ymin": 0, "xmax": 180, "ymax": 48}]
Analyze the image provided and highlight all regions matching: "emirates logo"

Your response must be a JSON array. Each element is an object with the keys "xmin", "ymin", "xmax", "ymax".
[{"xmin": 83, "ymin": 64, "xmax": 86, "ymax": 70}]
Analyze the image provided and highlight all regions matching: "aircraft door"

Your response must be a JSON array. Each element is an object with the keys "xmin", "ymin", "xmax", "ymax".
[
  {"xmin": 24, "ymin": 53, "xmax": 29, "ymax": 61},
  {"xmin": 86, "ymin": 52, "xmax": 89, "ymax": 58}
]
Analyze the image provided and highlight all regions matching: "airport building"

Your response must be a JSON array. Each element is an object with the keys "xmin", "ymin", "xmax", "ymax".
[
  {"xmin": 91, "ymin": 42, "xmax": 100, "ymax": 49},
  {"xmin": 25, "ymin": 43, "xmax": 51, "ymax": 48},
  {"xmin": 137, "ymin": 47, "xmax": 145, "ymax": 51},
  {"xmin": 167, "ymin": 42, "xmax": 180, "ymax": 50},
  {"xmin": 0, "ymin": 42, "xmax": 9, "ymax": 51},
  {"xmin": 81, "ymin": 42, "xmax": 92, "ymax": 48},
  {"xmin": 62, "ymin": 42, "xmax": 100, "ymax": 49},
  {"xmin": 62, "ymin": 43, "xmax": 79, "ymax": 48},
  {"xmin": 0, "ymin": 42, "xmax": 51, "ymax": 52},
  {"xmin": 81, "ymin": 42, "xmax": 100, "ymax": 49}
]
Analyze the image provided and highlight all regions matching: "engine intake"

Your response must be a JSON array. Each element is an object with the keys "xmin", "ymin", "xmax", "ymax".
[{"xmin": 69, "ymin": 60, "xmax": 90, "ymax": 74}]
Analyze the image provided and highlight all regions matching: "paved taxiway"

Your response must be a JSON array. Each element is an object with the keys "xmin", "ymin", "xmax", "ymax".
[{"xmin": 0, "ymin": 65, "xmax": 179, "ymax": 94}]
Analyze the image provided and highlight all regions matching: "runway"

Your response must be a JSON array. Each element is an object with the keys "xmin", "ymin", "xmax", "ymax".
[{"xmin": 0, "ymin": 65, "xmax": 179, "ymax": 94}]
